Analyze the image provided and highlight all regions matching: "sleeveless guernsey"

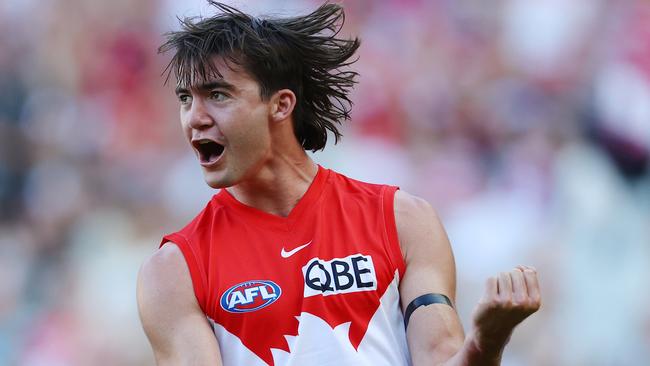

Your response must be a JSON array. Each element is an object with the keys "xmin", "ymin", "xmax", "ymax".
[{"xmin": 161, "ymin": 166, "xmax": 411, "ymax": 366}]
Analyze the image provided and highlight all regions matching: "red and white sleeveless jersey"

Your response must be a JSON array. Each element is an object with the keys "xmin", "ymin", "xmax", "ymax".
[{"xmin": 161, "ymin": 166, "xmax": 411, "ymax": 365}]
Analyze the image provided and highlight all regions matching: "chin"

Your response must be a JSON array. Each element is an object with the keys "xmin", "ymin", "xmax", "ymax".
[
  {"xmin": 204, "ymin": 177, "xmax": 233, "ymax": 189},
  {"xmin": 205, "ymin": 180, "xmax": 227, "ymax": 189},
  {"xmin": 203, "ymin": 171, "xmax": 235, "ymax": 189}
]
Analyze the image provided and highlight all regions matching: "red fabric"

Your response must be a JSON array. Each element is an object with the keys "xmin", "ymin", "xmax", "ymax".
[{"xmin": 161, "ymin": 166, "xmax": 404, "ymax": 365}]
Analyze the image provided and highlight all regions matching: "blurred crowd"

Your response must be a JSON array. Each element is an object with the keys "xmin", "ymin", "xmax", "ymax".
[{"xmin": 1, "ymin": 0, "xmax": 649, "ymax": 365}]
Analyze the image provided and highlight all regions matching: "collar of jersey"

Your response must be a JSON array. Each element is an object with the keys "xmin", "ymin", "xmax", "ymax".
[{"xmin": 215, "ymin": 165, "xmax": 330, "ymax": 231}]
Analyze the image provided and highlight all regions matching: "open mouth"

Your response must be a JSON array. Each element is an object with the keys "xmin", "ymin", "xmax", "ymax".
[{"xmin": 192, "ymin": 139, "xmax": 225, "ymax": 164}]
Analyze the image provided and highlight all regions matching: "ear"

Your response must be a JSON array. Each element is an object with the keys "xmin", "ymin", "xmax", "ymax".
[{"xmin": 269, "ymin": 89, "xmax": 296, "ymax": 123}]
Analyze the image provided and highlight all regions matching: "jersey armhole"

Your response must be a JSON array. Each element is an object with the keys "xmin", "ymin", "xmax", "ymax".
[
  {"xmin": 160, "ymin": 233, "xmax": 208, "ymax": 314},
  {"xmin": 381, "ymin": 185, "xmax": 406, "ymax": 279}
]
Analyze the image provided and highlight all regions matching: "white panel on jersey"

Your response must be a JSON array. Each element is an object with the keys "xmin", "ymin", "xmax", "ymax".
[{"xmin": 210, "ymin": 270, "xmax": 411, "ymax": 366}]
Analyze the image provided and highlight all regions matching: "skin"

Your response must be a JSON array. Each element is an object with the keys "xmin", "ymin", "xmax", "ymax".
[
  {"xmin": 137, "ymin": 243, "xmax": 223, "ymax": 365},
  {"xmin": 395, "ymin": 191, "xmax": 541, "ymax": 365},
  {"xmin": 137, "ymin": 55, "xmax": 541, "ymax": 365},
  {"xmin": 174, "ymin": 57, "xmax": 318, "ymax": 215}
]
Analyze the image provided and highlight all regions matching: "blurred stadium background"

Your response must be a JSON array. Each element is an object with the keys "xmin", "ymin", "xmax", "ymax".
[{"xmin": 1, "ymin": 0, "xmax": 649, "ymax": 365}]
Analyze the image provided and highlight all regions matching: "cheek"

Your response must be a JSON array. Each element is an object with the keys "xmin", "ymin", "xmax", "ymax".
[
  {"xmin": 249, "ymin": 114, "xmax": 272, "ymax": 151},
  {"xmin": 180, "ymin": 111, "xmax": 191, "ymax": 138},
  {"xmin": 230, "ymin": 108, "xmax": 271, "ymax": 151}
]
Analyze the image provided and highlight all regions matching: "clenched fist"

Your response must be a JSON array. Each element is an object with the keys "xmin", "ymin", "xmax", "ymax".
[{"xmin": 470, "ymin": 265, "xmax": 541, "ymax": 353}]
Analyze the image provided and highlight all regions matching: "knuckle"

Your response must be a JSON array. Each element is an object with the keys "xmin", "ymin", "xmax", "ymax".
[
  {"xmin": 510, "ymin": 300, "xmax": 520, "ymax": 308},
  {"xmin": 525, "ymin": 299, "xmax": 541, "ymax": 311},
  {"xmin": 512, "ymin": 299, "xmax": 526, "ymax": 308}
]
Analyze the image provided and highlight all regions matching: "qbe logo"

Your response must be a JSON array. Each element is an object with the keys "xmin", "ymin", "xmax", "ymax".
[
  {"xmin": 302, "ymin": 254, "xmax": 377, "ymax": 298},
  {"xmin": 220, "ymin": 280, "xmax": 282, "ymax": 313}
]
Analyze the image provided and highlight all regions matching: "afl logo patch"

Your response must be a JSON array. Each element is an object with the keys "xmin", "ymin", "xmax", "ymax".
[{"xmin": 220, "ymin": 280, "xmax": 282, "ymax": 313}]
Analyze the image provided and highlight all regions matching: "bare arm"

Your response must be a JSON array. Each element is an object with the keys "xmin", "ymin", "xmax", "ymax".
[
  {"xmin": 395, "ymin": 191, "xmax": 541, "ymax": 366},
  {"xmin": 137, "ymin": 243, "xmax": 223, "ymax": 366}
]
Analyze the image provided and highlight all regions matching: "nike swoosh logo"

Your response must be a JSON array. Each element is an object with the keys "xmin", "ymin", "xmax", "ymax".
[{"xmin": 281, "ymin": 241, "xmax": 312, "ymax": 258}]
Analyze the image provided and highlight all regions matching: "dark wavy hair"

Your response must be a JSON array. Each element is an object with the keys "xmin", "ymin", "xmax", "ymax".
[{"xmin": 159, "ymin": 1, "xmax": 360, "ymax": 151}]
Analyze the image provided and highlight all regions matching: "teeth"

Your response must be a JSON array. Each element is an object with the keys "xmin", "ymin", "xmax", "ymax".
[{"xmin": 199, "ymin": 140, "xmax": 211, "ymax": 145}]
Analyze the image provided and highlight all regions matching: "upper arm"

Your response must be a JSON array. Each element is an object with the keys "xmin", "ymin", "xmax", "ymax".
[
  {"xmin": 395, "ymin": 190, "xmax": 464, "ymax": 365},
  {"xmin": 137, "ymin": 242, "xmax": 223, "ymax": 366}
]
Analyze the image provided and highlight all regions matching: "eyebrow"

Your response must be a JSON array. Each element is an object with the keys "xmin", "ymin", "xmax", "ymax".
[{"xmin": 175, "ymin": 80, "xmax": 236, "ymax": 96}]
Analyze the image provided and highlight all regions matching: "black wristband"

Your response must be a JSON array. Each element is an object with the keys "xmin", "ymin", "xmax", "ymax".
[{"xmin": 404, "ymin": 293, "xmax": 453, "ymax": 329}]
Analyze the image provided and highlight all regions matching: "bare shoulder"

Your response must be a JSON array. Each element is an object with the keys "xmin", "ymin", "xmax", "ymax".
[
  {"xmin": 137, "ymin": 242, "xmax": 222, "ymax": 364},
  {"xmin": 394, "ymin": 190, "xmax": 439, "ymax": 222},
  {"xmin": 394, "ymin": 189, "xmax": 433, "ymax": 210},
  {"xmin": 136, "ymin": 243, "xmax": 200, "ymax": 348},
  {"xmin": 393, "ymin": 190, "xmax": 448, "ymax": 261},
  {"xmin": 137, "ymin": 242, "xmax": 195, "ymax": 307}
]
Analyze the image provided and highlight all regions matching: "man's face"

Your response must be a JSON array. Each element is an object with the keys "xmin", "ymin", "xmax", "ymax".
[{"xmin": 175, "ymin": 57, "xmax": 272, "ymax": 188}]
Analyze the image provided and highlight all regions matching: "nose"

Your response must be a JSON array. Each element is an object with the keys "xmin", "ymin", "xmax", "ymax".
[{"xmin": 187, "ymin": 98, "xmax": 215, "ymax": 130}]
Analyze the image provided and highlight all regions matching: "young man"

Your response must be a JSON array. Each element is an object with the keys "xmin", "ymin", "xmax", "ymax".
[{"xmin": 137, "ymin": 2, "xmax": 541, "ymax": 365}]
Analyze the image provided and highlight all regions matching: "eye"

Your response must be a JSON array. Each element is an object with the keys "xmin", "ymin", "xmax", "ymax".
[
  {"xmin": 178, "ymin": 94, "xmax": 192, "ymax": 105},
  {"xmin": 209, "ymin": 91, "xmax": 228, "ymax": 102}
]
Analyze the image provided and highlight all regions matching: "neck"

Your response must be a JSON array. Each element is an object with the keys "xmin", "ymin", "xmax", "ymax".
[{"xmin": 226, "ymin": 146, "xmax": 319, "ymax": 218}]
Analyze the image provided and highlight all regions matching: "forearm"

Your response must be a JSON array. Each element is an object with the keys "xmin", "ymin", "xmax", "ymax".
[
  {"xmin": 438, "ymin": 330, "xmax": 509, "ymax": 366},
  {"xmin": 154, "ymin": 352, "xmax": 223, "ymax": 366}
]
